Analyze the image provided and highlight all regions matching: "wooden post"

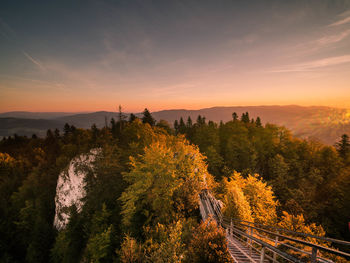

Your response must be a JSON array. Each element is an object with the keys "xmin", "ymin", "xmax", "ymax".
[
  {"xmin": 260, "ymin": 246, "xmax": 265, "ymax": 263},
  {"xmin": 247, "ymin": 224, "xmax": 250, "ymax": 245},
  {"xmin": 311, "ymin": 247, "xmax": 318, "ymax": 263},
  {"xmin": 273, "ymin": 231, "xmax": 279, "ymax": 263},
  {"xmin": 249, "ymin": 225, "xmax": 253, "ymax": 256}
]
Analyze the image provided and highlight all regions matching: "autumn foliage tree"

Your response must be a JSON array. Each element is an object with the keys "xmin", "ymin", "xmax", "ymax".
[
  {"xmin": 222, "ymin": 172, "xmax": 277, "ymax": 225},
  {"xmin": 222, "ymin": 182, "xmax": 253, "ymax": 222},
  {"xmin": 186, "ymin": 217, "xmax": 233, "ymax": 263},
  {"xmin": 120, "ymin": 134, "xmax": 210, "ymax": 237}
]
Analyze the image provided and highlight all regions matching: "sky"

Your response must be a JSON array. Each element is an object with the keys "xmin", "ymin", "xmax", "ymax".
[{"xmin": 0, "ymin": 0, "xmax": 350, "ymax": 112}]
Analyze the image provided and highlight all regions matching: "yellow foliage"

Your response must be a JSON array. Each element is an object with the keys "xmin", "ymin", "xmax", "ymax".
[
  {"xmin": 143, "ymin": 220, "xmax": 185, "ymax": 262},
  {"xmin": 120, "ymin": 134, "xmax": 210, "ymax": 228},
  {"xmin": 222, "ymin": 183, "xmax": 253, "ymax": 222},
  {"xmin": 119, "ymin": 235, "xmax": 143, "ymax": 263},
  {"xmin": 0, "ymin": 152, "xmax": 16, "ymax": 167},
  {"xmin": 224, "ymin": 172, "xmax": 278, "ymax": 225},
  {"xmin": 186, "ymin": 216, "xmax": 233, "ymax": 263},
  {"xmin": 278, "ymin": 211, "xmax": 325, "ymax": 243}
]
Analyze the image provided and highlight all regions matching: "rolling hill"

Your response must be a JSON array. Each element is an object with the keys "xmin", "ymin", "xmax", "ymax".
[{"xmin": 1, "ymin": 105, "xmax": 349, "ymax": 144}]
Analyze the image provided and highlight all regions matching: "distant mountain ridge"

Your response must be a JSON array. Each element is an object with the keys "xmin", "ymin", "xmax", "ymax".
[
  {"xmin": 0, "ymin": 111, "xmax": 79, "ymax": 119},
  {"xmin": 1, "ymin": 105, "xmax": 349, "ymax": 144}
]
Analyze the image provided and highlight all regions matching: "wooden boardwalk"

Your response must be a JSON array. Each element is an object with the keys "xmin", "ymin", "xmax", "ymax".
[
  {"xmin": 199, "ymin": 189, "xmax": 350, "ymax": 263},
  {"xmin": 227, "ymin": 233, "xmax": 268, "ymax": 263}
]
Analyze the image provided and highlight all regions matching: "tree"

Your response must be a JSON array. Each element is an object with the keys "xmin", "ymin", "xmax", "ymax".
[
  {"xmin": 174, "ymin": 120, "xmax": 179, "ymax": 134},
  {"xmin": 232, "ymin": 112, "xmax": 238, "ymax": 121},
  {"xmin": 278, "ymin": 211, "xmax": 326, "ymax": 260},
  {"xmin": 268, "ymin": 154, "xmax": 290, "ymax": 203},
  {"xmin": 228, "ymin": 172, "xmax": 278, "ymax": 225},
  {"xmin": 64, "ymin": 123, "xmax": 71, "ymax": 137},
  {"xmin": 143, "ymin": 220, "xmax": 185, "ymax": 262},
  {"xmin": 179, "ymin": 117, "xmax": 186, "ymax": 134},
  {"xmin": 255, "ymin": 117, "xmax": 262, "ymax": 127},
  {"xmin": 196, "ymin": 115, "xmax": 205, "ymax": 126},
  {"xmin": 222, "ymin": 181, "xmax": 253, "ymax": 222},
  {"xmin": 186, "ymin": 116, "xmax": 193, "ymax": 128},
  {"xmin": 91, "ymin": 124, "xmax": 99, "ymax": 144},
  {"xmin": 129, "ymin": 113, "xmax": 137, "ymax": 123},
  {"xmin": 335, "ymin": 134, "xmax": 350, "ymax": 162},
  {"xmin": 117, "ymin": 105, "xmax": 127, "ymax": 134},
  {"xmin": 85, "ymin": 226, "xmax": 113, "ymax": 262},
  {"xmin": 119, "ymin": 236, "xmax": 143, "ymax": 263},
  {"xmin": 241, "ymin": 112, "xmax": 250, "ymax": 123},
  {"xmin": 142, "ymin": 108, "xmax": 156, "ymax": 126},
  {"xmin": 186, "ymin": 217, "xmax": 233, "ymax": 263},
  {"xmin": 118, "ymin": 105, "xmax": 127, "ymax": 123},
  {"xmin": 156, "ymin": 120, "xmax": 172, "ymax": 134},
  {"xmin": 120, "ymin": 135, "xmax": 209, "ymax": 236}
]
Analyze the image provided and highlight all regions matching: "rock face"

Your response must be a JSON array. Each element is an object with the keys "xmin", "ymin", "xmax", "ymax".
[{"xmin": 53, "ymin": 149, "xmax": 100, "ymax": 230}]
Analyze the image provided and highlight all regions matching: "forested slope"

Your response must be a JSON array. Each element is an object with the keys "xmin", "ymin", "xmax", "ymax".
[{"xmin": 0, "ymin": 109, "xmax": 349, "ymax": 262}]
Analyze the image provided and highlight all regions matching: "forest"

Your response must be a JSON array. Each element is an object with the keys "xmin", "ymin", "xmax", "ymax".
[{"xmin": 0, "ymin": 108, "xmax": 350, "ymax": 262}]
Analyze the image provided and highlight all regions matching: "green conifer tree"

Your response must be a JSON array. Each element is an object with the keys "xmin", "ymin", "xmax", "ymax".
[{"xmin": 142, "ymin": 108, "xmax": 156, "ymax": 126}]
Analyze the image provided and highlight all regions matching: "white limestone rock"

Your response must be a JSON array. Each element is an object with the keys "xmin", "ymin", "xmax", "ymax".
[{"xmin": 53, "ymin": 149, "xmax": 101, "ymax": 230}]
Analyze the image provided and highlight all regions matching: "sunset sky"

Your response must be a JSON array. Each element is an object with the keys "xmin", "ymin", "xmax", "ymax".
[{"xmin": 1, "ymin": 0, "xmax": 350, "ymax": 112}]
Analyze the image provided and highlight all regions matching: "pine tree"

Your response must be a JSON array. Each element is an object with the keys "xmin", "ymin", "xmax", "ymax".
[
  {"xmin": 241, "ymin": 112, "xmax": 250, "ymax": 123},
  {"xmin": 197, "ymin": 115, "xmax": 203, "ymax": 125},
  {"xmin": 118, "ymin": 105, "xmax": 127, "ymax": 123},
  {"xmin": 91, "ymin": 124, "xmax": 99, "ymax": 144},
  {"xmin": 232, "ymin": 112, "xmax": 238, "ymax": 121},
  {"xmin": 336, "ymin": 134, "xmax": 350, "ymax": 161},
  {"xmin": 256, "ymin": 117, "xmax": 262, "ymax": 127},
  {"xmin": 129, "ymin": 113, "xmax": 137, "ymax": 122},
  {"xmin": 142, "ymin": 108, "xmax": 156, "ymax": 126},
  {"xmin": 54, "ymin": 128, "xmax": 60, "ymax": 138},
  {"xmin": 64, "ymin": 123, "xmax": 71, "ymax": 137},
  {"xmin": 174, "ymin": 120, "xmax": 179, "ymax": 134},
  {"xmin": 186, "ymin": 116, "xmax": 193, "ymax": 128},
  {"xmin": 179, "ymin": 117, "xmax": 186, "ymax": 134}
]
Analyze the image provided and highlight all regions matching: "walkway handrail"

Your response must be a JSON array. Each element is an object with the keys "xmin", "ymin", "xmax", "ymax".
[
  {"xmin": 199, "ymin": 189, "xmax": 350, "ymax": 262},
  {"xmin": 226, "ymin": 218, "xmax": 350, "ymax": 247},
  {"xmin": 229, "ymin": 223, "xmax": 304, "ymax": 263},
  {"xmin": 223, "ymin": 218, "xmax": 350, "ymax": 260}
]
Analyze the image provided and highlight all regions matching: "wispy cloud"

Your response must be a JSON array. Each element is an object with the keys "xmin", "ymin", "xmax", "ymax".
[
  {"xmin": 328, "ymin": 9, "xmax": 350, "ymax": 27},
  {"xmin": 329, "ymin": 16, "xmax": 350, "ymax": 27},
  {"xmin": 268, "ymin": 55, "xmax": 350, "ymax": 73},
  {"xmin": 317, "ymin": 29, "xmax": 350, "ymax": 45},
  {"xmin": 22, "ymin": 51, "xmax": 46, "ymax": 71},
  {"xmin": 0, "ymin": 17, "xmax": 16, "ymax": 40}
]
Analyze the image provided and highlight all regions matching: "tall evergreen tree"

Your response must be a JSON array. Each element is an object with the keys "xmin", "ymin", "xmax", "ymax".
[
  {"xmin": 256, "ymin": 117, "xmax": 262, "ymax": 127},
  {"xmin": 186, "ymin": 116, "xmax": 193, "ymax": 128},
  {"xmin": 129, "ymin": 113, "xmax": 137, "ymax": 123},
  {"xmin": 336, "ymin": 134, "xmax": 350, "ymax": 161},
  {"xmin": 232, "ymin": 112, "xmax": 238, "ymax": 121},
  {"xmin": 179, "ymin": 117, "xmax": 186, "ymax": 134},
  {"xmin": 64, "ymin": 123, "xmax": 71, "ymax": 137},
  {"xmin": 174, "ymin": 120, "xmax": 179, "ymax": 134},
  {"xmin": 54, "ymin": 128, "xmax": 60, "ymax": 139},
  {"xmin": 142, "ymin": 108, "xmax": 156, "ymax": 126},
  {"xmin": 118, "ymin": 105, "xmax": 127, "ymax": 123},
  {"xmin": 241, "ymin": 112, "xmax": 250, "ymax": 123},
  {"xmin": 196, "ymin": 115, "xmax": 203, "ymax": 125}
]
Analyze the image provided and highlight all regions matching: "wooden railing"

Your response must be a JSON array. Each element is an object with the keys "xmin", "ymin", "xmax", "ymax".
[{"xmin": 199, "ymin": 189, "xmax": 350, "ymax": 263}]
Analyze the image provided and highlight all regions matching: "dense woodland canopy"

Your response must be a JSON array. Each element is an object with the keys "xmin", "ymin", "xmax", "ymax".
[{"xmin": 0, "ymin": 109, "xmax": 350, "ymax": 262}]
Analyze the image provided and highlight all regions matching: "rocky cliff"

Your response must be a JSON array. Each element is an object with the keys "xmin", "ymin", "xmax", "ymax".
[{"xmin": 53, "ymin": 149, "xmax": 100, "ymax": 230}]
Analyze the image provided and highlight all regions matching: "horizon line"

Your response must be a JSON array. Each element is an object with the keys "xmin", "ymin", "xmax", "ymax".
[{"xmin": 0, "ymin": 104, "xmax": 348, "ymax": 114}]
